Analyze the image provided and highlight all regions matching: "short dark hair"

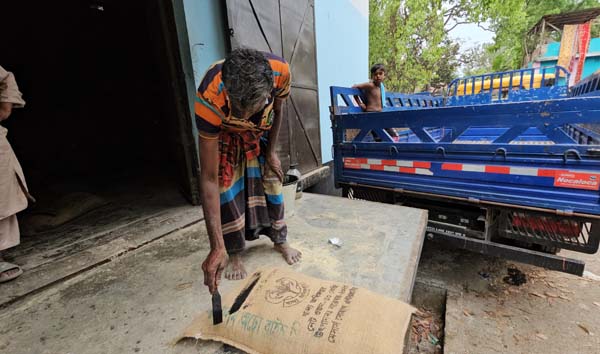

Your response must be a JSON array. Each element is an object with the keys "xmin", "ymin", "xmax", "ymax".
[
  {"xmin": 222, "ymin": 48, "xmax": 274, "ymax": 112},
  {"xmin": 370, "ymin": 63, "xmax": 385, "ymax": 75}
]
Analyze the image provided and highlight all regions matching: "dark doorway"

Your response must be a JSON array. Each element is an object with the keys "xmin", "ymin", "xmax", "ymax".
[
  {"xmin": 0, "ymin": 0, "xmax": 199, "ymax": 278},
  {"xmin": 2, "ymin": 0, "xmax": 198, "ymax": 195}
]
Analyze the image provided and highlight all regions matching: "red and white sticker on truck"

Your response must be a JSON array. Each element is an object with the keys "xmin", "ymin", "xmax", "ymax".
[
  {"xmin": 553, "ymin": 172, "xmax": 600, "ymax": 191},
  {"xmin": 343, "ymin": 158, "xmax": 600, "ymax": 191}
]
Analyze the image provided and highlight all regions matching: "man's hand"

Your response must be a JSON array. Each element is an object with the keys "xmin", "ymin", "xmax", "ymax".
[
  {"xmin": 0, "ymin": 102, "xmax": 13, "ymax": 121},
  {"xmin": 266, "ymin": 153, "xmax": 284, "ymax": 182},
  {"xmin": 202, "ymin": 247, "xmax": 228, "ymax": 294}
]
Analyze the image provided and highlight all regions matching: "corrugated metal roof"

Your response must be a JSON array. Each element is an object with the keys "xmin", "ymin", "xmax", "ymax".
[{"xmin": 528, "ymin": 7, "xmax": 600, "ymax": 35}]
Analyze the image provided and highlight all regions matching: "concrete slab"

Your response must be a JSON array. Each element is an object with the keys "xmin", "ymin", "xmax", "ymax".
[
  {"xmin": 0, "ymin": 193, "xmax": 427, "ymax": 354},
  {"xmin": 285, "ymin": 193, "xmax": 427, "ymax": 302}
]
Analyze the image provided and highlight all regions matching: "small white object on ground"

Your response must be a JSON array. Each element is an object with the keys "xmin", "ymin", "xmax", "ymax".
[{"xmin": 328, "ymin": 237, "xmax": 343, "ymax": 248}]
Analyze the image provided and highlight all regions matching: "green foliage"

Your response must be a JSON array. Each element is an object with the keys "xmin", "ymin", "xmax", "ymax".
[
  {"xmin": 485, "ymin": 0, "xmax": 600, "ymax": 71},
  {"xmin": 370, "ymin": 0, "xmax": 447, "ymax": 92},
  {"xmin": 369, "ymin": 0, "xmax": 600, "ymax": 91},
  {"xmin": 432, "ymin": 39, "xmax": 461, "ymax": 85},
  {"xmin": 370, "ymin": 0, "xmax": 495, "ymax": 92},
  {"xmin": 462, "ymin": 43, "xmax": 494, "ymax": 76}
]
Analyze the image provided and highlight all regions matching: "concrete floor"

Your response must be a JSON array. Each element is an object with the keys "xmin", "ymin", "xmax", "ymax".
[
  {"xmin": 416, "ymin": 242, "xmax": 600, "ymax": 354},
  {"xmin": 0, "ymin": 193, "xmax": 427, "ymax": 354},
  {"xmin": 5, "ymin": 190, "xmax": 598, "ymax": 354}
]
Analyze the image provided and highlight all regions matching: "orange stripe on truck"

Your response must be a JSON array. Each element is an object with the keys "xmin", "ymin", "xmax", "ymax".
[
  {"xmin": 485, "ymin": 166, "xmax": 510, "ymax": 174},
  {"xmin": 442, "ymin": 163, "xmax": 463, "ymax": 171}
]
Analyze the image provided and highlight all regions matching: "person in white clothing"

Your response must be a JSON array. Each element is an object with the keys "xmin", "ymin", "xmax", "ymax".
[{"xmin": 0, "ymin": 65, "xmax": 30, "ymax": 283}]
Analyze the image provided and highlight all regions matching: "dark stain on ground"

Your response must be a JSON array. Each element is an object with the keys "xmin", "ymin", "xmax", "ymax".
[{"xmin": 503, "ymin": 267, "xmax": 527, "ymax": 286}]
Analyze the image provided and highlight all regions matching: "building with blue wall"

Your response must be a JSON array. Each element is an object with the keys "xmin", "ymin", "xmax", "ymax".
[
  {"xmin": 314, "ymin": 0, "xmax": 369, "ymax": 162},
  {"xmin": 535, "ymin": 37, "xmax": 600, "ymax": 80},
  {"xmin": 182, "ymin": 0, "xmax": 228, "ymax": 89}
]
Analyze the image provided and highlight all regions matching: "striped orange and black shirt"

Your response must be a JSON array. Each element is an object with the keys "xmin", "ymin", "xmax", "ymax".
[{"xmin": 195, "ymin": 52, "xmax": 291, "ymax": 140}]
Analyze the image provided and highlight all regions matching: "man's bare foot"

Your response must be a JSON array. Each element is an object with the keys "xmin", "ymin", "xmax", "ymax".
[
  {"xmin": 224, "ymin": 254, "xmax": 247, "ymax": 280},
  {"xmin": 274, "ymin": 243, "xmax": 302, "ymax": 265}
]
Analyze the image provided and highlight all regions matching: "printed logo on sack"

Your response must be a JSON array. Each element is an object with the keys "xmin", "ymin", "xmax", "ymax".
[{"xmin": 265, "ymin": 277, "xmax": 310, "ymax": 307}]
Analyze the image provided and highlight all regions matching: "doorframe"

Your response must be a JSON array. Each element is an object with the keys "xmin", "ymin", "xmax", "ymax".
[{"xmin": 157, "ymin": 0, "xmax": 202, "ymax": 205}]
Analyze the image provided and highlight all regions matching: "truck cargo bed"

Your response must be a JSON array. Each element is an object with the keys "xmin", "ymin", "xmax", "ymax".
[{"xmin": 331, "ymin": 67, "xmax": 600, "ymax": 273}]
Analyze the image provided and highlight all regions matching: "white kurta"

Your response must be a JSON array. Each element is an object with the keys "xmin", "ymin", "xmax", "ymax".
[{"xmin": 0, "ymin": 66, "xmax": 27, "ymax": 251}]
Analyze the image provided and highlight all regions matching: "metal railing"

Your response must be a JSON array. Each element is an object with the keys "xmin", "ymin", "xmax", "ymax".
[
  {"xmin": 570, "ymin": 71, "xmax": 600, "ymax": 97},
  {"xmin": 447, "ymin": 66, "xmax": 570, "ymax": 105}
]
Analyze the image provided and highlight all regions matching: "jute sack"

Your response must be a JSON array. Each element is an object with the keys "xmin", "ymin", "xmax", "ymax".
[{"xmin": 181, "ymin": 267, "xmax": 415, "ymax": 354}]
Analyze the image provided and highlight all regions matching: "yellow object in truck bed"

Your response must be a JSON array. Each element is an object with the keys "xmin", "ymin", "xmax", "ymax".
[{"xmin": 455, "ymin": 73, "xmax": 556, "ymax": 96}]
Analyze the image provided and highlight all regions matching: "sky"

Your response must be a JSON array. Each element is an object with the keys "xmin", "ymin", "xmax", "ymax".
[
  {"xmin": 449, "ymin": 22, "xmax": 495, "ymax": 51},
  {"xmin": 449, "ymin": 21, "xmax": 495, "ymax": 75}
]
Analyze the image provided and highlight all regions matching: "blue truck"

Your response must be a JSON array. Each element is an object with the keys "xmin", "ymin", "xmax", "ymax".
[{"xmin": 330, "ymin": 66, "xmax": 600, "ymax": 275}]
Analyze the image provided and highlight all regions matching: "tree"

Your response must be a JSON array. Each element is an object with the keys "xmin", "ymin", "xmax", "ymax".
[
  {"xmin": 461, "ymin": 43, "xmax": 494, "ymax": 76},
  {"xmin": 370, "ymin": 0, "xmax": 600, "ymax": 92},
  {"xmin": 369, "ymin": 0, "xmax": 490, "ymax": 92},
  {"xmin": 483, "ymin": 0, "xmax": 600, "ymax": 71},
  {"xmin": 431, "ymin": 39, "xmax": 461, "ymax": 86}
]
